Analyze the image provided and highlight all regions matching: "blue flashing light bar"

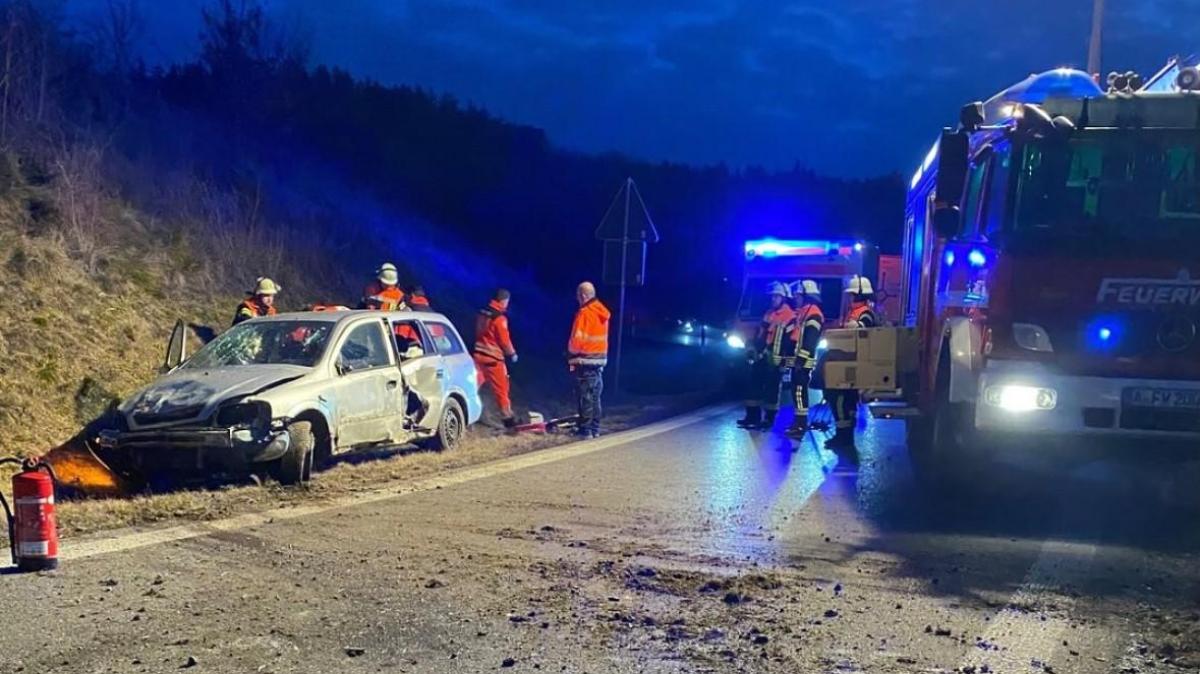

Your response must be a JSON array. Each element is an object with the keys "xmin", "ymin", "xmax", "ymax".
[
  {"xmin": 744, "ymin": 238, "xmax": 858, "ymax": 259},
  {"xmin": 968, "ymin": 249, "xmax": 987, "ymax": 268}
]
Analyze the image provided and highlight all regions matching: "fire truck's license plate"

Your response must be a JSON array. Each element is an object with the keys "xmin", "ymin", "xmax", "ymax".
[{"xmin": 1124, "ymin": 388, "xmax": 1200, "ymax": 410}]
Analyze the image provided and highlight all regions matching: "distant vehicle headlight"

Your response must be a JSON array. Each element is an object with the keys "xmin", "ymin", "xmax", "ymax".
[
  {"xmin": 726, "ymin": 334, "xmax": 746, "ymax": 349},
  {"xmin": 984, "ymin": 385, "xmax": 1057, "ymax": 412},
  {"xmin": 817, "ymin": 338, "xmax": 829, "ymax": 352},
  {"xmin": 683, "ymin": 321, "xmax": 695, "ymax": 333}
]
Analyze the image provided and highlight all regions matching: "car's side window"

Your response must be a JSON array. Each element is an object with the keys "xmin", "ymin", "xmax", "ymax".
[
  {"xmin": 338, "ymin": 322, "xmax": 392, "ymax": 372},
  {"xmin": 425, "ymin": 322, "xmax": 464, "ymax": 355},
  {"xmin": 393, "ymin": 320, "xmax": 432, "ymax": 360}
]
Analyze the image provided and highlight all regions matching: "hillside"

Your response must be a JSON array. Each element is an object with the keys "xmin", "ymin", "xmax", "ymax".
[{"xmin": 0, "ymin": 0, "xmax": 901, "ymax": 459}]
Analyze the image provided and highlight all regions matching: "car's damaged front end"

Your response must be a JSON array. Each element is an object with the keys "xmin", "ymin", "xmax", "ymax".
[
  {"xmin": 98, "ymin": 400, "xmax": 291, "ymax": 476},
  {"xmin": 97, "ymin": 365, "xmax": 309, "ymax": 479}
]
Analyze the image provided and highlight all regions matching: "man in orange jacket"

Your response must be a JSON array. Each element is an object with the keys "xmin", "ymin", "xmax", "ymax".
[
  {"xmin": 567, "ymin": 281, "xmax": 610, "ymax": 439},
  {"xmin": 473, "ymin": 289, "xmax": 518, "ymax": 428},
  {"xmin": 408, "ymin": 286, "xmax": 432, "ymax": 311},
  {"xmin": 361, "ymin": 263, "xmax": 406, "ymax": 310}
]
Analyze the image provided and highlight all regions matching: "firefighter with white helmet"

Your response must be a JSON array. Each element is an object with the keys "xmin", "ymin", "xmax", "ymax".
[
  {"xmin": 785, "ymin": 279, "xmax": 825, "ymax": 438},
  {"xmin": 736, "ymin": 280, "xmax": 796, "ymax": 430},
  {"xmin": 232, "ymin": 277, "xmax": 280, "ymax": 325},
  {"xmin": 824, "ymin": 275, "xmax": 881, "ymax": 462}
]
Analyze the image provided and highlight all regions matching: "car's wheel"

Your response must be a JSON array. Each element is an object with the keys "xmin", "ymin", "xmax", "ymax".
[
  {"xmin": 274, "ymin": 420, "xmax": 315, "ymax": 485},
  {"xmin": 430, "ymin": 398, "xmax": 465, "ymax": 451}
]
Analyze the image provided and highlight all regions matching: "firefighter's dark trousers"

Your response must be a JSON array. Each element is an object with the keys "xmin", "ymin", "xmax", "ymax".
[
  {"xmin": 747, "ymin": 357, "xmax": 784, "ymax": 411},
  {"xmin": 792, "ymin": 367, "xmax": 813, "ymax": 423}
]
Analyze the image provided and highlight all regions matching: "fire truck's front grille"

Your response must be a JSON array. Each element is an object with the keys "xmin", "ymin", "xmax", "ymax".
[
  {"xmin": 1082, "ymin": 407, "xmax": 1115, "ymax": 429},
  {"xmin": 1120, "ymin": 408, "xmax": 1200, "ymax": 433}
]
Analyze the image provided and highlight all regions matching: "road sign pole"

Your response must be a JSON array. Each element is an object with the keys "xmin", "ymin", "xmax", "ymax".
[{"xmin": 614, "ymin": 178, "xmax": 631, "ymax": 393}]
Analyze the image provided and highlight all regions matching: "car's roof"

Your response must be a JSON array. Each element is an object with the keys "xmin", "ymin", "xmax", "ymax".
[{"xmin": 249, "ymin": 310, "xmax": 452, "ymax": 324}]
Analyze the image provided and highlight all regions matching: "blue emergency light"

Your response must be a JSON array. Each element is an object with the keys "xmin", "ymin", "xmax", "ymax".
[{"xmin": 744, "ymin": 239, "xmax": 857, "ymax": 259}]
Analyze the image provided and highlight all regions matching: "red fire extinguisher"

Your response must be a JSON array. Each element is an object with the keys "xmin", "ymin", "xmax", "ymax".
[{"xmin": 0, "ymin": 457, "xmax": 59, "ymax": 572}]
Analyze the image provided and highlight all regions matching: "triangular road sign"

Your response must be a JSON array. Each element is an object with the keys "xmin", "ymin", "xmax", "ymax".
[{"xmin": 595, "ymin": 178, "xmax": 660, "ymax": 243}]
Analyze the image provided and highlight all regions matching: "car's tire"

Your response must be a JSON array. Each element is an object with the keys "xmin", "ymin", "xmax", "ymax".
[
  {"xmin": 274, "ymin": 420, "xmax": 315, "ymax": 485},
  {"xmin": 430, "ymin": 398, "xmax": 465, "ymax": 451}
]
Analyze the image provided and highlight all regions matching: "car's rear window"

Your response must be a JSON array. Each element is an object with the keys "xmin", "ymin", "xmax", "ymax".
[{"xmin": 425, "ymin": 322, "xmax": 465, "ymax": 354}]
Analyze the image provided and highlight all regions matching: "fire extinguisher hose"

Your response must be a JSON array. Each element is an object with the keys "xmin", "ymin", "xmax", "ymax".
[{"xmin": 0, "ymin": 456, "xmax": 22, "ymax": 564}]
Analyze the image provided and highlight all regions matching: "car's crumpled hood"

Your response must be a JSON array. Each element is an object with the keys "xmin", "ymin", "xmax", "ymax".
[{"xmin": 121, "ymin": 365, "xmax": 309, "ymax": 427}]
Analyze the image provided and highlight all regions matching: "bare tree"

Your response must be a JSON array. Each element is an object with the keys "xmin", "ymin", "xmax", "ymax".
[{"xmin": 85, "ymin": 0, "xmax": 145, "ymax": 75}]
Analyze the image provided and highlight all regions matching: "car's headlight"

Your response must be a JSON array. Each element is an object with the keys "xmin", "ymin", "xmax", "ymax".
[
  {"xmin": 726, "ymin": 334, "xmax": 746, "ymax": 349},
  {"xmin": 817, "ymin": 338, "xmax": 829, "ymax": 352},
  {"xmin": 216, "ymin": 401, "xmax": 271, "ymax": 428},
  {"xmin": 984, "ymin": 385, "xmax": 1057, "ymax": 411},
  {"xmin": 1012, "ymin": 323, "xmax": 1053, "ymax": 352}
]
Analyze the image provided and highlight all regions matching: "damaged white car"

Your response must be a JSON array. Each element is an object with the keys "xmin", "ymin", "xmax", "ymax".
[{"xmin": 98, "ymin": 310, "xmax": 482, "ymax": 485}]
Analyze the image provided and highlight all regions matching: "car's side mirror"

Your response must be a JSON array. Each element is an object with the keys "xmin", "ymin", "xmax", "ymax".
[
  {"xmin": 404, "ymin": 345, "xmax": 425, "ymax": 360},
  {"xmin": 162, "ymin": 319, "xmax": 188, "ymax": 372}
]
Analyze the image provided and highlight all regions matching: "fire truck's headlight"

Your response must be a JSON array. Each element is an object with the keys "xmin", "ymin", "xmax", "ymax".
[
  {"xmin": 1012, "ymin": 323, "xmax": 1054, "ymax": 352},
  {"xmin": 726, "ymin": 334, "xmax": 746, "ymax": 349},
  {"xmin": 984, "ymin": 385, "xmax": 1057, "ymax": 412}
]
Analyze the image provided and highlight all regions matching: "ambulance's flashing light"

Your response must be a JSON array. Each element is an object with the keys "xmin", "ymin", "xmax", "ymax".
[{"xmin": 744, "ymin": 239, "xmax": 858, "ymax": 259}]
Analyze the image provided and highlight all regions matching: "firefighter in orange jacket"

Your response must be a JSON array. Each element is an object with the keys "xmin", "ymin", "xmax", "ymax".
[
  {"xmin": 825, "ymin": 275, "xmax": 880, "ymax": 462},
  {"xmin": 474, "ymin": 289, "xmax": 518, "ymax": 429},
  {"xmin": 232, "ymin": 277, "xmax": 280, "ymax": 325},
  {"xmin": 785, "ymin": 279, "xmax": 825, "ymax": 438},
  {"xmin": 736, "ymin": 281, "xmax": 796, "ymax": 431},
  {"xmin": 408, "ymin": 286, "xmax": 432, "ymax": 311},
  {"xmin": 567, "ymin": 281, "xmax": 610, "ymax": 439},
  {"xmin": 361, "ymin": 263, "xmax": 406, "ymax": 310}
]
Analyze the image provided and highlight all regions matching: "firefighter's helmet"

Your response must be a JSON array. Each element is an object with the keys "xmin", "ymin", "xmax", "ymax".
[
  {"xmin": 377, "ymin": 262, "xmax": 399, "ymax": 286},
  {"xmin": 253, "ymin": 277, "xmax": 280, "ymax": 296},
  {"xmin": 792, "ymin": 279, "xmax": 821, "ymax": 300},
  {"xmin": 766, "ymin": 281, "xmax": 791, "ymax": 298},
  {"xmin": 845, "ymin": 275, "xmax": 874, "ymax": 296}
]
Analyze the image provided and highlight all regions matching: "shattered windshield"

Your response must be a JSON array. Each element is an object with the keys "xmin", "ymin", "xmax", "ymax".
[
  {"xmin": 1015, "ymin": 131, "xmax": 1200, "ymax": 241},
  {"xmin": 183, "ymin": 320, "xmax": 333, "ymax": 369}
]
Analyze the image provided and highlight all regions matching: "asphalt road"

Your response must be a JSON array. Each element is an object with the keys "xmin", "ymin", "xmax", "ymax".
[{"xmin": 4, "ymin": 405, "xmax": 1200, "ymax": 673}]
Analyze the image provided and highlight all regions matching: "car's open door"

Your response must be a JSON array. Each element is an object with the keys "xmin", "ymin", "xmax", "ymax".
[{"xmin": 162, "ymin": 319, "xmax": 188, "ymax": 373}]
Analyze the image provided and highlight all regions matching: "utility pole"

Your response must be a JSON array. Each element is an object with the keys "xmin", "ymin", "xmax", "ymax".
[{"xmin": 1087, "ymin": 0, "xmax": 1104, "ymax": 75}]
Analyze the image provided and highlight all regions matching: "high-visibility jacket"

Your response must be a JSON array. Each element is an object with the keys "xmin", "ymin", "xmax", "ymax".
[
  {"xmin": 233, "ymin": 298, "xmax": 276, "ymax": 325},
  {"xmin": 567, "ymin": 298, "xmax": 611, "ymax": 367},
  {"xmin": 409, "ymin": 295, "xmax": 431, "ymax": 311},
  {"xmin": 791, "ymin": 303, "xmax": 825, "ymax": 368},
  {"xmin": 845, "ymin": 301, "xmax": 879, "ymax": 329},
  {"xmin": 474, "ymin": 300, "xmax": 516, "ymax": 362},
  {"xmin": 362, "ymin": 282, "xmax": 406, "ymax": 311},
  {"xmin": 760, "ymin": 304, "xmax": 796, "ymax": 365}
]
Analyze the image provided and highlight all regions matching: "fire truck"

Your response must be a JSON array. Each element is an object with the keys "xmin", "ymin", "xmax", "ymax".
[
  {"xmin": 831, "ymin": 65, "xmax": 1200, "ymax": 476},
  {"xmin": 724, "ymin": 238, "xmax": 899, "ymax": 351}
]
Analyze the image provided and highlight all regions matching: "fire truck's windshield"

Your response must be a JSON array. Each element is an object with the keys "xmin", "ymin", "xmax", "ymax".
[{"xmin": 1014, "ymin": 132, "xmax": 1200, "ymax": 242}]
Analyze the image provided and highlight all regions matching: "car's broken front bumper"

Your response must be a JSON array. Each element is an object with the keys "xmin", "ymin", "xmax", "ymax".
[{"xmin": 97, "ymin": 426, "xmax": 291, "ymax": 475}]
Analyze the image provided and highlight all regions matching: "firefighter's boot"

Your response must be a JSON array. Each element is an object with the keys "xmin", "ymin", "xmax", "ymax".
[
  {"xmin": 502, "ymin": 417, "xmax": 517, "ymax": 433},
  {"xmin": 758, "ymin": 409, "xmax": 778, "ymax": 431},
  {"xmin": 785, "ymin": 413, "xmax": 808, "ymax": 438},
  {"xmin": 737, "ymin": 406, "xmax": 762, "ymax": 428}
]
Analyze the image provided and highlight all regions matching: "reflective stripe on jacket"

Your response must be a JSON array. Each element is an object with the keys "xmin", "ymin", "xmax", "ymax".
[
  {"xmin": 567, "ymin": 298, "xmax": 611, "ymax": 366},
  {"xmin": 474, "ymin": 300, "xmax": 516, "ymax": 361},
  {"xmin": 792, "ymin": 303, "xmax": 825, "ymax": 366},
  {"xmin": 233, "ymin": 298, "xmax": 276, "ymax": 325},
  {"xmin": 362, "ymin": 282, "xmax": 406, "ymax": 311}
]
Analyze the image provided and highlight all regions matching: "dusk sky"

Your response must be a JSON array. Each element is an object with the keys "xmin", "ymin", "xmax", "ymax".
[{"xmin": 70, "ymin": 0, "xmax": 1196, "ymax": 177}]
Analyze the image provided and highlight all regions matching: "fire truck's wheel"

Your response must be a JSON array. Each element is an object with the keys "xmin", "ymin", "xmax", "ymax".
[{"xmin": 274, "ymin": 420, "xmax": 315, "ymax": 485}]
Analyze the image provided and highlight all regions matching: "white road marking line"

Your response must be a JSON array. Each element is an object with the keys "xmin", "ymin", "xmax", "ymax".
[
  {"xmin": 958, "ymin": 539, "xmax": 1097, "ymax": 672},
  {"xmin": 59, "ymin": 404, "xmax": 735, "ymax": 562}
]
